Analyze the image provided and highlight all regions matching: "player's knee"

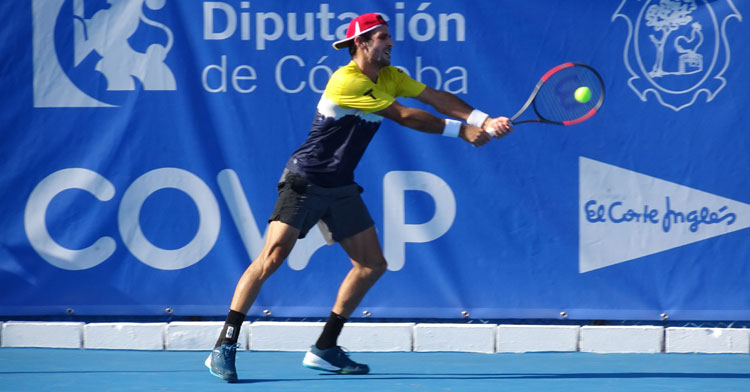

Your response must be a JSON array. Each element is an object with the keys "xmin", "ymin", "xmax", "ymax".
[
  {"xmin": 369, "ymin": 256, "xmax": 388, "ymax": 277},
  {"xmin": 257, "ymin": 243, "xmax": 292, "ymax": 279},
  {"xmin": 251, "ymin": 258, "xmax": 284, "ymax": 282},
  {"xmin": 353, "ymin": 256, "xmax": 386, "ymax": 281}
]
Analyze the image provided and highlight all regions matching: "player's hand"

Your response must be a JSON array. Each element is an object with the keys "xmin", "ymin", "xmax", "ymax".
[
  {"xmin": 484, "ymin": 116, "xmax": 513, "ymax": 138},
  {"xmin": 460, "ymin": 124, "xmax": 491, "ymax": 147}
]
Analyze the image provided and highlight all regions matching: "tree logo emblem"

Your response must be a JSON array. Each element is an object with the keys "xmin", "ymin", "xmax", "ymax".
[{"xmin": 612, "ymin": 0, "xmax": 742, "ymax": 111}]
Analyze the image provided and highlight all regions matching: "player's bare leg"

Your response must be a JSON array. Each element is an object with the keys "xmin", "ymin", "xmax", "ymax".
[
  {"xmin": 333, "ymin": 226, "xmax": 388, "ymax": 318},
  {"xmin": 207, "ymin": 221, "xmax": 299, "ymax": 382},
  {"xmin": 303, "ymin": 226, "xmax": 387, "ymax": 374},
  {"xmin": 230, "ymin": 221, "xmax": 300, "ymax": 314}
]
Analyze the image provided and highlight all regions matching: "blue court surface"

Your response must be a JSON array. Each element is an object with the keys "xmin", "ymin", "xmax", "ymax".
[{"xmin": 1, "ymin": 349, "xmax": 748, "ymax": 391}]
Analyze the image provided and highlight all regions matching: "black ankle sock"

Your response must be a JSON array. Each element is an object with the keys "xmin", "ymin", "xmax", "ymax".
[
  {"xmin": 315, "ymin": 312, "xmax": 347, "ymax": 350},
  {"xmin": 215, "ymin": 310, "xmax": 246, "ymax": 348}
]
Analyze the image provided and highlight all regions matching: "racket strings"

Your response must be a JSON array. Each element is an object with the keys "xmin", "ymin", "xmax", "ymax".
[{"xmin": 533, "ymin": 67, "xmax": 603, "ymax": 123}]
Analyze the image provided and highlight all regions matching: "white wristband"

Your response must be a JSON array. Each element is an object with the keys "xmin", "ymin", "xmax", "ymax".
[
  {"xmin": 442, "ymin": 119, "xmax": 461, "ymax": 138},
  {"xmin": 467, "ymin": 109, "xmax": 489, "ymax": 128}
]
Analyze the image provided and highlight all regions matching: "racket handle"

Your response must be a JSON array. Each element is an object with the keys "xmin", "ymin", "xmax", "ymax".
[
  {"xmin": 485, "ymin": 127, "xmax": 509, "ymax": 137},
  {"xmin": 485, "ymin": 120, "xmax": 515, "ymax": 137},
  {"xmin": 485, "ymin": 128, "xmax": 501, "ymax": 138}
]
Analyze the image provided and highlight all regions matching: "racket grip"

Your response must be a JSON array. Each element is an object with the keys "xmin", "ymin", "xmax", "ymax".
[{"xmin": 485, "ymin": 120, "xmax": 514, "ymax": 137}]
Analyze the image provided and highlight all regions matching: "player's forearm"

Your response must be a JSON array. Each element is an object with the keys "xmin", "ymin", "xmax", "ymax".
[
  {"xmin": 377, "ymin": 101, "xmax": 446, "ymax": 134},
  {"xmin": 410, "ymin": 87, "xmax": 475, "ymax": 124},
  {"xmin": 389, "ymin": 106, "xmax": 446, "ymax": 134},
  {"xmin": 377, "ymin": 101, "xmax": 490, "ymax": 146},
  {"xmin": 389, "ymin": 108, "xmax": 487, "ymax": 146},
  {"xmin": 429, "ymin": 89, "xmax": 474, "ymax": 121}
]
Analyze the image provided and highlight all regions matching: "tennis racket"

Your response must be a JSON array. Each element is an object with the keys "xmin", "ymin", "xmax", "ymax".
[{"xmin": 510, "ymin": 62, "xmax": 604, "ymax": 126}]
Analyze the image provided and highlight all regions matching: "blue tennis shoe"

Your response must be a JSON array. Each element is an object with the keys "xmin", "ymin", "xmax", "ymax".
[
  {"xmin": 205, "ymin": 343, "xmax": 239, "ymax": 382},
  {"xmin": 302, "ymin": 345, "xmax": 370, "ymax": 374}
]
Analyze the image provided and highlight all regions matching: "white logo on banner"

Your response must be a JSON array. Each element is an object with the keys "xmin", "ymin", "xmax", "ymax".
[
  {"xmin": 26, "ymin": 168, "xmax": 455, "ymax": 271},
  {"xmin": 612, "ymin": 0, "xmax": 742, "ymax": 111},
  {"xmin": 32, "ymin": 0, "xmax": 176, "ymax": 108},
  {"xmin": 579, "ymin": 157, "xmax": 749, "ymax": 273},
  {"xmin": 25, "ymin": 167, "xmax": 220, "ymax": 270}
]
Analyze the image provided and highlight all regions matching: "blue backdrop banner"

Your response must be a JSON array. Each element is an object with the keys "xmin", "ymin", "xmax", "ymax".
[{"xmin": 1, "ymin": 0, "xmax": 748, "ymax": 320}]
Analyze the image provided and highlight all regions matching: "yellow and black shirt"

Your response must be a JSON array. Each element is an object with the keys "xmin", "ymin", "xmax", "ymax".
[{"xmin": 286, "ymin": 61, "xmax": 426, "ymax": 187}]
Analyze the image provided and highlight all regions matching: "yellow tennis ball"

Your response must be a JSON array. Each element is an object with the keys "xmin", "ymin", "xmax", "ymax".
[{"xmin": 574, "ymin": 86, "xmax": 592, "ymax": 103}]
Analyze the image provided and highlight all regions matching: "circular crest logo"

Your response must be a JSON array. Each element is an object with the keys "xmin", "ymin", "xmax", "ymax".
[{"xmin": 613, "ymin": 0, "xmax": 742, "ymax": 111}]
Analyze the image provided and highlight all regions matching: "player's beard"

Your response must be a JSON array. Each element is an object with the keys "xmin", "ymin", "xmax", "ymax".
[{"xmin": 374, "ymin": 49, "xmax": 391, "ymax": 67}]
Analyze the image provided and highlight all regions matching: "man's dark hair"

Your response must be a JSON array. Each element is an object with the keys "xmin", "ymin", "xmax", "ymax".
[{"xmin": 348, "ymin": 30, "xmax": 376, "ymax": 57}]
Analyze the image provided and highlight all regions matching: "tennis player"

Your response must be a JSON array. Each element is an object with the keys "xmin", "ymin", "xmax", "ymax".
[{"xmin": 206, "ymin": 12, "xmax": 513, "ymax": 382}]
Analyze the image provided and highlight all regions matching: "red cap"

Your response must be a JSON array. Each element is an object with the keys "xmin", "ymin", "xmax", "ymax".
[{"xmin": 332, "ymin": 13, "xmax": 388, "ymax": 50}]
